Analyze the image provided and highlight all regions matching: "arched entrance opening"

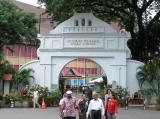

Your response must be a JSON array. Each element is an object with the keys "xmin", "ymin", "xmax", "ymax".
[{"xmin": 59, "ymin": 58, "xmax": 107, "ymax": 95}]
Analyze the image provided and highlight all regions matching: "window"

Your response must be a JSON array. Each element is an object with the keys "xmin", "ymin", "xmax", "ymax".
[
  {"xmin": 81, "ymin": 18, "xmax": 85, "ymax": 26},
  {"xmin": 88, "ymin": 20, "xmax": 92, "ymax": 26},
  {"xmin": 74, "ymin": 20, "xmax": 79, "ymax": 26}
]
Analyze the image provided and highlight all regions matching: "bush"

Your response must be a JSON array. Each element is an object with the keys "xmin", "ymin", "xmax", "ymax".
[
  {"xmin": 156, "ymin": 97, "xmax": 160, "ymax": 104},
  {"xmin": 24, "ymin": 85, "xmax": 61, "ymax": 107},
  {"xmin": 9, "ymin": 90, "xmax": 22, "ymax": 102},
  {"xmin": 114, "ymin": 86, "xmax": 130, "ymax": 107},
  {"xmin": 99, "ymin": 84, "xmax": 112, "ymax": 100},
  {"xmin": 3, "ymin": 65, "xmax": 15, "ymax": 74},
  {"xmin": 50, "ymin": 89, "xmax": 61, "ymax": 106},
  {"xmin": 25, "ymin": 84, "xmax": 49, "ymax": 99},
  {"xmin": 139, "ymin": 89, "xmax": 155, "ymax": 98},
  {"xmin": 0, "ymin": 96, "xmax": 10, "ymax": 107}
]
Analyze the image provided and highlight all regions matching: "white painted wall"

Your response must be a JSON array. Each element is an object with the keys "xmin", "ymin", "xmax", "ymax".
[
  {"xmin": 126, "ymin": 60, "xmax": 144, "ymax": 95},
  {"xmin": 20, "ymin": 60, "xmax": 44, "ymax": 87}
]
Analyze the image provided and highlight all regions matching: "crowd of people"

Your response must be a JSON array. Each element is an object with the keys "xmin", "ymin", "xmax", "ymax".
[{"xmin": 59, "ymin": 88, "xmax": 118, "ymax": 119}]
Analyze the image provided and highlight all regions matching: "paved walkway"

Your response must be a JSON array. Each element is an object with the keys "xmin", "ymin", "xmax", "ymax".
[{"xmin": 0, "ymin": 107, "xmax": 160, "ymax": 119}]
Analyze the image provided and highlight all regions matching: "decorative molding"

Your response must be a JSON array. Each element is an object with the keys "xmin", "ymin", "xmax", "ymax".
[
  {"xmin": 110, "ymin": 65, "xmax": 126, "ymax": 66},
  {"xmin": 19, "ymin": 60, "xmax": 40, "ymax": 70},
  {"xmin": 63, "ymin": 26, "xmax": 105, "ymax": 34},
  {"xmin": 39, "ymin": 48, "xmax": 127, "ymax": 52}
]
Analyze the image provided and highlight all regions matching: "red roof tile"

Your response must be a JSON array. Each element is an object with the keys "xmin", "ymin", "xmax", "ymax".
[{"xmin": 61, "ymin": 67, "xmax": 82, "ymax": 77}]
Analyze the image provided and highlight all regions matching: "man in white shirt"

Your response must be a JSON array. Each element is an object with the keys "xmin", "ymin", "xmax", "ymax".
[{"xmin": 86, "ymin": 91, "xmax": 105, "ymax": 119}]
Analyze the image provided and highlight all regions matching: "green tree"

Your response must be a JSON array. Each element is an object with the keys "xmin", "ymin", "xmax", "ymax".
[
  {"xmin": 11, "ymin": 69, "xmax": 34, "ymax": 92},
  {"xmin": 137, "ymin": 56, "xmax": 160, "ymax": 96},
  {"xmin": 152, "ymin": 57, "xmax": 160, "ymax": 96},
  {"xmin": 0, "ymin": 0, "xmax": 38, "ymax": 52},
  {"xmin": 39, "ymin": 0, "xmax": 160, "ymax": 62},
  {"xmin": 137, "ymin": 64, "xmax": 156, "ymax": 88}
]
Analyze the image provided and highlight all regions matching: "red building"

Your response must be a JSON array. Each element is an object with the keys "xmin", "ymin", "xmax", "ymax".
[{"xmin": 3, "ymin": 44, "xmax": 38, "ymax": 70}]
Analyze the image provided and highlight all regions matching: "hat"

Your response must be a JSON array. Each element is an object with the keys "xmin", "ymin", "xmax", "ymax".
[{"xmin": 66, "ymin": 90, "xmax": 72, "ymax": 95}]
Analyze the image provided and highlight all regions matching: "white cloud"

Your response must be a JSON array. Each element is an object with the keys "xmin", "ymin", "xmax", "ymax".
[
  {"xmin": 16, "ymin": 0, "xmax": 45, "ymax": 8},
  {"xmin": 17, "ymin": 0, "xmax": 38, "ymax": 6}
]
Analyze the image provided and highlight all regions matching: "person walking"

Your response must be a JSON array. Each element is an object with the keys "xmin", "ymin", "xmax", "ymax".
[
  {"xmin": 86, "ymin": 91, "xmax": 105, "ymax": 119},
  {"xmin": 82, "ymin": 87, "xmax": 85, "ymax": 95},
  {"xmin": 105, "ymin": 95, "xmax": 118, "ymax": 119},
  {"xmin": 87, "ymin": 87, "xmax": 93, "ymax": 102},
  {"xmin": 105, "ymin": 89, "xmax": 112, "ymax": 119},
  {"xmin": 105, "ymin": 89, "xmax": 112, "ymax": 105},
  {"xmin": 61, "ymin": 90, "xmax": 77, "ymax": 119},
  {"xmin": 59, "ymin": 92, "xmax": 66, "ymax": 119},
  {"xmin": 33, "ymin": 90, "xmax": 40, "ymax": 108},
  {"xmin": 78, "ymin": 94, "xmax": 88, "ymax": 119}
]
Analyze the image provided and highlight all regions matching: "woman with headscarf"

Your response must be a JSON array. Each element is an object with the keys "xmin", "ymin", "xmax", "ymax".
[{"xmin": 78, "ymin": 94, "xmax": 88, "ymax": 119}]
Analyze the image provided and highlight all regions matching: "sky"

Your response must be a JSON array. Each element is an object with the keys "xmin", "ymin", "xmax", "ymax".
[{"xmin": 16, "ymin": 0, "xmax": 41, "ymax": 7}]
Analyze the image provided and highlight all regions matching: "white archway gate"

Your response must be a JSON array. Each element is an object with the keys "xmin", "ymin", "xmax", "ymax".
[
  {"xmin": 21, "ymin": 13, "xmax": 143, "ymax": 95},
  {"xmin": 42, "ymin": 51, "xmax": 128, "ymax": 89}
]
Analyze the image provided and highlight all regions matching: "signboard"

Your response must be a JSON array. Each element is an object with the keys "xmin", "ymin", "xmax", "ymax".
[{"xmin": 64, "ymin": 38, "xmax": 104, "ymax": 48}]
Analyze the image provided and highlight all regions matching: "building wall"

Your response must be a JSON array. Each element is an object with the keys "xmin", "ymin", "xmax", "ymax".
[
  {"xmin": 127, "ymin": 60, "xmax": 144, "ymax": 95},
  {"xmin": 3, "ymin": 45, "xmax": 38, "ymax": 70},
  {"xmin": 13, "ymin": 0, "xmax": 53, "ymax": 34}
]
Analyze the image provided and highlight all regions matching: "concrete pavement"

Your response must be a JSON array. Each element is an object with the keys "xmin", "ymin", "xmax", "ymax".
[{"xmin": 0, "ymin": 107, "xmax": 160, "ymax": 119}]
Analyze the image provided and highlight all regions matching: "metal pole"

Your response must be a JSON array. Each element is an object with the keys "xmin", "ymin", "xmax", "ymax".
[
  {"xmin": 44, "ymin": 66, "xmax": 46, "ymax": 87},
  {"xmin": 39, "ymin": 14, "xmax": 41, "ymax": 33},
  {"xmin": 84, "ymin": 59, "xmax": 87, "ymax": 84}
]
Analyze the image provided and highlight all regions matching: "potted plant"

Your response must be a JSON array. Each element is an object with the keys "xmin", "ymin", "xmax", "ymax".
[
  {"xmin": 9, "ymin": 90, "xmax": 22, "ymax": 107},
  {"xmin": 3, "ymin": 65, "xmax": 15, "ymax": 81},
  {"xmin": 0, "ymin": 95, "xmax": 10, "ymax": 107},
  {"xmin": 22, "ymin": 98, "xmax": 30, "ymax": 108}
]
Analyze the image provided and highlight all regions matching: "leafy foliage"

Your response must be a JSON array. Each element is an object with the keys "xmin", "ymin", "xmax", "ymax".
[
  {"xmin": 137, "ymin": 56, "xmax": 160, "ymax": 96},
  {"xmin": 9, "ymin": 90, "xmax": 22, "ymax": 102},
  {"xmin": 139, "ymin": 88, "xmax": 155, "ymax": 98},
  {"xmin": 25, "ymin": 84, "xmax": 49, "ymax": 100},
  {"xmin": 49, "ymin": 89, "xmax": 61, "ymax": 105},
  {"xmin": 24, "ymin": 84, "xmax": 61, "ymax": 106},
  {"xmin": 3, "ymin": 65, "xmax": 15, "ymax": 74},
  {"xmin": 156, "ymin": 96, "xmax": 160, "ymax": 104},
  {"xmin": 99, "ymin": 84, "xmax": 130, "ymax": 106},
  {"xmin": 50, "ymin": 89, "xmax": 61, "ymax": 100},
  {"xmin": 11, "ymin": 69, "xmax": 34, "ymax": 91},
  {"xmin": 0, "ymin": 0, "xmax": 38, "ymax": 51},
  {"xmin": 114, "ymin": 85, "xmax": 130, "ymax": 107},
  {"xmin": 0, "ymin": 52, "xmax": 15, "ymax": 80},
  {"xmin": 114, "ymin": 85, "xmax": 130, "ymax": 100}
]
